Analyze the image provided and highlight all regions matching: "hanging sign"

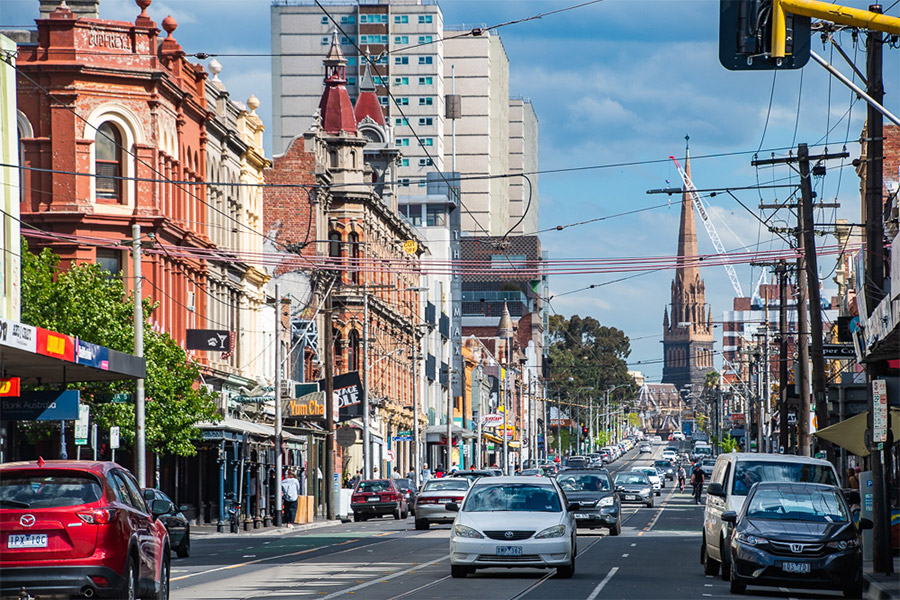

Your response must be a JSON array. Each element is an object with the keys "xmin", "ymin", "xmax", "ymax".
[
  {"xmin": 185, "ymin": 329, "xmax": 231, "ymax": 352},
  {"xmin": 0, "ymin": 319, "xmax": 37, "ymax": 352},
  {"xmin": 480, "ymin": 414, "xmax": 504, "ymax": 428},
  {"xmin": 318, "ymin": 372, "xmax": 365, "ymax": 422},
  {"xmin": 287, "ymin": 392, "xmax": 326, "ymax": 419},
  {"xmin": 36, "ymin": 328, "xmax": 76, "ymax": 362},
  {"xmin": 1, "ymin": 390, "xmax": 80, "ymax": 420}
]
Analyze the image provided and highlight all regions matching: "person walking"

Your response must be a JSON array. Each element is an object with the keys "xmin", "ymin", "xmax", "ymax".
[
  {"xmin": 392, "ymin": 467, "xmax": 402, "ymax": 479},
  {"xmin": 281, "ymin": 468, "xmax": 301, "ymax": 528},
  {"xmin": 676, "ymin": 464, "xmax": 687, "ymax": 492},
  {"xmin": 422, "ymin": 463, "xmax": 432, "ymax": 481},
  {"xmin": 847, "ymin": 467, "xmax": 859, "ymax": 490}
]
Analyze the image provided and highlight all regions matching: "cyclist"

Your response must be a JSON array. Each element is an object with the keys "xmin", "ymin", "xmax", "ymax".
[
  {"xmin": 676, "ymin": 464, "xmax": 687, "ymax": 492},
  {"xmin": 690, "ymin": 464, "xmax": 704, "ymax": 504}
]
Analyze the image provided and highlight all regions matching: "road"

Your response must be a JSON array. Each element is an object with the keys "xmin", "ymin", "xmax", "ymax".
[{"xmin": 170, "ymin": 443, "xmax": 848, "ymax": 600}]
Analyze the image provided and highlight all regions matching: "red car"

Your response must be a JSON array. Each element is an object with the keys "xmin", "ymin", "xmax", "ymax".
[
  {"xmin": 0, "ymin": 460, "xmax": 171, "ymax": 599},
  {"xmin": 350, "ymin": 479, "xmax": 409, "ymax": 521}
]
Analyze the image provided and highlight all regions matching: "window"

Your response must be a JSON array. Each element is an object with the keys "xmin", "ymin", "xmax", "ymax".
[
  {"xmin": 346, "ymin": 56, "xmax": 356, "ymax": 66},
  {"xmin": 395, "ymin": 118, "xmax": 409, "ymax": 126},
  {"xmin": 426, "ymin": 204, "xmax": 445, "ymax": 226},
  {"xmin": 394, "ymin": 36, "xmax": 408, "ymax": 45},
  {"xmin": 418, "ymin": 179, "xmax": 426, "ymax": 187},
  {"xmin": 418, "ymin": 15, "xmax": 433, "ymax": 24},
  {"xmin": 418, "ymin": 97, "xmax": 433, "ymax": 106},
  {"xmin": 398, "ymin": 178, "xmax": 410, "ymax": 187},
  {"xmin": 393, "ymin": 77, "xmax": 409, "ymax": 86},
  {"xmin": 321, "ymin": 17, "xmax": 329, "ymax": 24},
  {"xmin": 96, "ymin": 249, "xmax": 121, "ymax": 275},
  {"xmin": 328, "ymin": 231, "xmax": 342, "ymax": 259},
  {"xmin": 418, "ymin": 117, "xmax": 433, "ymax": 126},
  {"xmin": 378, "ymin": 96, "xmax": 389, "ymax": 106},
  {"xmin": 341, "ymin": 36, "xmax": 354, "ymax": 45},
  {"xmin": 95, "ymin": 122, "xmax": 122, "ymax": 201},
  {"xmin": 348, "ymin": 232, "xmax": 360, "ymax": 285},
  {"xmin": 400, "ymin": 158, "xmax": 409, "ymax": 167},
  {"xmin": 400, "ymin": 204, "xmax": 422, "ymax": 226},
  {"xmin": 361, "ymin": 35, "xmax": 388, "ymax": 45},
  {"xmin": 347, "ymin": 77, "xmax": 357, "ymax": 86},
  {"xmin": 321, "ymin": 37, "xmax": 329, "ymax": 45},
  {"xmin": 394, "ymin": 15, "xmax": 408, "ymax": 24},
  {"xmin": 361, "ymin": 14, "xmax": 387, "ymax": 24},
  {"xmin": 418, "ymin": 36, "xmax": 432, "ymax": 44},
  {"xmin": 348, "ymin": 330, "xmax": 360, "ymax": 371},
  {"xmin": 395, "ymin": 138, "xmax": 410, "ymax": 147},
  {"xmin": 418, "ymin": 158, "xmax": 433, "ymax": 166},
  {"xmin": 396, "ymin": 97, "xmax": 409, "ymax": 106},
  {"xmin": 340, "ymin": 15, "xmax": 355, "ymax": 25},
  {"xmin": 418, "ymin": 56, "xmax": 433, "ymax": 65},
  {"xmin": 417, "ymin": 76, "xmax": 433, "ymax": 85},
  {"xmin": 373, "ymin": 76, "xmax": 386, "ymax": 85},
  {"xmin": 394, "ymin": 56, "xmax": 409, "ymax": 65},
  {"xmin": 418, "ymin": 137, "xmax": 433, "ymax": 146}
]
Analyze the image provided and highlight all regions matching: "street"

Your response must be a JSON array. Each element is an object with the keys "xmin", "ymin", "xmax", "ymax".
[{"xmin": 170, "ymin": 447, "xmax": 852, "ymax": 600}]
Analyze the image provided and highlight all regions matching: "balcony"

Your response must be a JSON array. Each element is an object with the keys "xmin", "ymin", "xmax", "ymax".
[
  {"xmin": 425, "ymin": 354, "xmax": 436, "ymax": 381},
  {"xmin": 439, "ymin": 362, "xmax": 449, "ymax": 387},
  {"xmin": 425, "ymin": 301, "xmax": 436, "ymax": 326},
  {"xmin": 439, "ymin": 313, "xmax": 449, "ymax": 339}
]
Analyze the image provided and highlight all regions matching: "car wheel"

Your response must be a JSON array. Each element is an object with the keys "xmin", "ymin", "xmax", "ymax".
[
  {"xmin": 154, "ymin": 554, "xmax": 170, "ymax": 600},
  {"xmin": 414, "ymin": 519, "xmax": 429, "ymax": 530},
  {"xmin": 393, "ymin": 506, "xmax": 402, "ymax": 520},
  {"xmin": 646, "ymin": 499, "xmax": 654, "ymax": 508},
  {"xmin": 842, "ymin": 573, "xmax": 864, "ymax": 598},
  {"xmin": 729, "ymin": 558, "xmax": 745, "ymax": 594},
  {"xmin": 121, "ymin": 555, "xmax": 138, "ymax": 600},
  {"xmin": 656, "ymin": 490, "xmax": 661, "ymax": 496},
  {"xmin": 176, "ymin": 532, "xmax": 190, "ymax": 559},
  {"xmin": 719, "ymin": 538, "xmax": 731, "ymax": 581},
  {"xmin": 609, "ymin": 520, "xmax": 621, "ymax": 536},
  {"xmin": 555, "ymin": 544, "xmax": 575, "ymax": 579},
  {"xmin": 450, "ymin": 565, "xmax": 468, "ymax": 578},
  {"xmin": 401, "ymin": 506, "xmax": 409, "ymax": 519},
  {"xmin": 702, "ymin": 538, "xmax": 720, "ymax": 576}
]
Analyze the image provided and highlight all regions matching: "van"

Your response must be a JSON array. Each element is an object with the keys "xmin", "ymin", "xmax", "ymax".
[{"xmin": 700, "ymin": 453, "xmax": 840, "ymax": 580}]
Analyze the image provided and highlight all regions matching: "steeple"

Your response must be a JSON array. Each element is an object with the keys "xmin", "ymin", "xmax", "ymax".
[
  {"xmin": 318, "ymin": 29, "xmax": 357, "ymax": 135},
  {"xmin": 675, "ymin": 134, "xmax": 699, "ymax": 287},
  {"xmin": 354, "ymin": 49, "xmax": 386, "ymax": 126},
  {"xmin": 497, "ymin": 301, "xmax": 513, "ymax": 339}
]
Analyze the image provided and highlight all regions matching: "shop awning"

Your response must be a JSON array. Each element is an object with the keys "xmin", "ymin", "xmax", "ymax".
[
  {"xmin": 196, "ymin": 416, "xmax": 302, "ymax": 442},
  {"xmin": 813, "ymin": 408, "xmax": 900, "ymax": 457},
  {"xmin": 424, "ymin": 424, "xmax": 476, "ymax": 441}
]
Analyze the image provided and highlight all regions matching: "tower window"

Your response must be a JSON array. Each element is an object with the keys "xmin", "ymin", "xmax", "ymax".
[{"xmin": 95, "ymin": 122, "xmax": 122, "ymax": 202}]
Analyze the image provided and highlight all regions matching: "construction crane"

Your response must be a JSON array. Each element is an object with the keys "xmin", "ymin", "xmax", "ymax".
[{"xmin": 669, "ymin": 156, "xmax": 745, "ymax": 298}]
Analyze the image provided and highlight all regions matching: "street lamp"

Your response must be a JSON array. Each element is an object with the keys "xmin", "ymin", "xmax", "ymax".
[
  {"xmin": 605, "ymin": 384, "xmax": 632, "ymax": 444},
  {"xmin": 403, "ymin": 286, "xmax": 429, "ymax": 487}
]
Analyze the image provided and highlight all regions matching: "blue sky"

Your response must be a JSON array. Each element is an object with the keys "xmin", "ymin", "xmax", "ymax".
[{"xmin": 4, "ymin": 0, "xmax": 899, "ymax": 382}]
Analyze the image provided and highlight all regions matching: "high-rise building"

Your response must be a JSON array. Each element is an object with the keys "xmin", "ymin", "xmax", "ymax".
[{"xmin": 661, "ymin": 145, "xmax": 715, "ymax": 391}]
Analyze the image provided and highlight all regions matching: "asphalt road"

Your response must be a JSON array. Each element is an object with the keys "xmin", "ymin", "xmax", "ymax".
[{"xmin": 170, "ymin": 442, "xmax": 849, "ymax": 600}]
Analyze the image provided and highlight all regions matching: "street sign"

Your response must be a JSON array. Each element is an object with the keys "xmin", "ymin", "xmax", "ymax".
[
  {"xmin": 111, "ymin": 393, "xmax": 132, "ymax": 404},
  {"xmin": 186, "ymin": 329, "xmax": 231, "ymax": 352},
  {"xmin": 335, "ymin": 426, "xmax": 357, "ymax": 448},
  {"xmin": 872, "ymin": 380, "xmax": 888, "ymax": 443},
  {"xmin": 386, "ymin": 449, "xmax": 395, "ymax": 462},
  {"xmin": 75, "ymin": 404, "xmax": 90, "ymax": 446},
  {"xmin": 110, "ymin": 426, "xmax": 120, "ymax": 449}
]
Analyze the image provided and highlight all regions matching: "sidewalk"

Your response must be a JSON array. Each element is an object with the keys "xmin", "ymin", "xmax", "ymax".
[
  {"xmin": 190, "ymin": 516, "xmax": 343, "ymax": 539},
  {"xmin": 864, "ymin": 556, "xmax": 900, "ymax": 600}
]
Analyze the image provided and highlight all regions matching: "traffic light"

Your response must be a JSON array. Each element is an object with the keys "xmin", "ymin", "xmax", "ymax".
[
  {"xmin": 582, "ymin": 425, "xmax": 589, "ymax": 438},
  {"xmin": 719, "ymin": 0, "xmax": 810, "ymax": 71}
]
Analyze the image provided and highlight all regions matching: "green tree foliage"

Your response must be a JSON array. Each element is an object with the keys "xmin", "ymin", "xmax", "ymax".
[{"xmin": 19, "ymin": 238, "xmax": 220, "ymax": 456}]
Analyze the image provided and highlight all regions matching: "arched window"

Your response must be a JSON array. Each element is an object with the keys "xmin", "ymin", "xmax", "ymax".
[
  {"xmin": 329, "ymin": 231, "xmax": 342, "ymax": 259},
  {"xmin": 95, "ymin": 122, "xmax": 123, "ymax": 201},
  {"xmin": 348, "ymin": 330, "xmax": 360, "ymax": 372},
  {"xmin": 333, "ymin": 329, "xmax": 343, "ymax": 371}
]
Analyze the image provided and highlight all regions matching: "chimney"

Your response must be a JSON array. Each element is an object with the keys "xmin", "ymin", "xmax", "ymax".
[{"xmin": 40, "ymin": 0, "xmax": 100, "ymax": 19}]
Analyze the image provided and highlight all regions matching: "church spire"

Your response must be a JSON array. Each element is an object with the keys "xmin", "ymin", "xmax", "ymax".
[
  {"xmin": 675, "ymin": 134, "xmax": 699, "ymax": 286},
  {"xmin": 318, "ymin": 28, "xmax": 357, "ymax": 135}
]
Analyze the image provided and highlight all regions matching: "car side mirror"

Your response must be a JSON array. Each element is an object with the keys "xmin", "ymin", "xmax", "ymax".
[
  {"xmin": 179, "ymin": 505, "xmax": 189, "ymax": 513},
  {"xmin": 567, "ymin": 502, "xmax": 580, "ymax": 512},
  {"xmin": 615, "ymin": 486, "xmax": 624, "ymax": 493},
  {"xmin": 445, "ymin": 502, "xmax": 459, "ymax": 512},
  {"xmin": 707, "ymin": 482, "xmax": 726, "ymax": 498},
  {"xmin": 151, "ymin": 499, "xmax": 174, "ymax": 518},
  {"xmin": 721, "ymin": 511, "xmax": 737, "ymax": 524},
  {"xmin": 857, "ymin": 518, "xmax": 873, "ymax": 530}
]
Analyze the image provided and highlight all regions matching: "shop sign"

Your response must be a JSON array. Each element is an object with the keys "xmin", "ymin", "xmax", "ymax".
[
  {"xmin": 76, "ymin": 339, "xmax": 109, "ymax": 369},
  {"xmin": 36, "ymin": 328, "xmax": 75, "ymax": 362},
  {"xmin": 1, "ymin": 390, "xmax": 80, "ymax": 420},
  {"xmin": 186, "ymin": 329, "xmax": 231, "ymax": 352},
  {"xmin": 480, "ymin": 413, "xmax": 504, "ymax": 428},
  {"xmin": 287, "ymin": 392, "xmax": 325, "ymax": 419},
  {"xmin": 0, "ymin": 319, "xmax": 37, "ymax": 352},
  {"xmin": 318, "ymin": 372, "xmax": 364, "ymax": 422},
  {"xmin": 872, "ymin": 379, "xmax": 887, "ymax": 443},
  {"xmin": 0, "ymin": 377, "xmax": 20, "ymax": 397}
]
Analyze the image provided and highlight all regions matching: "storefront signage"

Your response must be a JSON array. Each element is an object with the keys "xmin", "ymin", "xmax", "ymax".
[
  {"xmin": 36, "ymin": 328, "xmax": 75, "ymax": 362},
  {"xmin": 287, "ymin": 392, "xmax": 325, "ymax": 419},
  {"xmin": 480, "ymin": 413, "xmax": 504, "ymax": 428},
  {"xmin": 317, "ymin": 372, "xmax": 364, "ymax": 422},
  {"xmin": 87, "ymin": 30, "xmax": 132, "ymax": 51},
  {"xmin": 820, "ymin": 343, "xmax": 855, "ymax": 359},
  {"xmin": 186, "ymin": 329, "xmax": 231, "ymax": 352},
  {"xmin": 76, "ymin": 339, "xmax": 109, "ymax": 369},
  {"xmin": 0, "ymin": 319, "xmax": 37, "ymax": 352},
  {"xmin": 1, "ymin": 390, "xmax": 80, "ymax": 420},
  {"xmin": 0, "ymin": 377, "xmax": 20, "ymax": 397}
]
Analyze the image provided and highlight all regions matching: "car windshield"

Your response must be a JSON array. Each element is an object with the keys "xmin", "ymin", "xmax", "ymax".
[
  {"xmin": 745, "ymin": 487, "xmax": 848, "ymax": 523},
  {"xmin": 702, "ymin": 459, "xmax": 716, "ymax": 467},
  {"xmin": 0, "ymin": 471, "xmax": 103, "ymax": 508},
  {"xmin": 615, "ymin": 473, "xmax": 649, "ymax": 485},
  {"xmin": 634, "ymin": 468, "xmax": 657, "ymax": 477},
  {"xmin": 396, "ymin": 478, "xmax": 414, "ymax": 491},
  {"xmin": 557, "ymin": 473, "xmax": 611, "ymax": 492},
  {"xmin": 462, "ymin": 484, "xmax": 562, "ymax": 512},
  {"xmin": 423, "ymin": 480, "xmax": 469, "ymax": 492},
  {"xmin": 731, "ymin": 461, "xmax": 838, "ymax": 496},
  {"xmin": 654, "ymin": 461, "xmax": 671, "ymax": 469},
  {"xmin": 357, "ymin": 480, "xmax": 392, "ymax": 493}
]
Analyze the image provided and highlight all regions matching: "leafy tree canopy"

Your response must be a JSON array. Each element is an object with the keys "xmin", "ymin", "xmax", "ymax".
[{"xmin": 19, "ymin": 238, "xmax": 220, "ymax": 456}]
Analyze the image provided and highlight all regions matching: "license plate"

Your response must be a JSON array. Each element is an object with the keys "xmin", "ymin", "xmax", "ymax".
[
  {"xmin": 496, "ymin": 546, "xmax": 523, "ymax": 556},
  {"xmin": 439, "ymin": 498, "xmax": 452, "ymax": 503},
  {"xmin": 624, "ymin": 494, "xmax": 637, "ymax": 500},
  {"xmin": 8, "ymin": 534, "xmax": 48, "ymax": 549},
  {"xmin": 782, "ymin": 562, "xmax": 810, "ymax": 574},
  {"xmin": 367, "ymin": 497, "xmax": 380, "ymax": 502},
  {"xmin": 575, "ymin": 513, "xmax": 589, "ymax": 519}
]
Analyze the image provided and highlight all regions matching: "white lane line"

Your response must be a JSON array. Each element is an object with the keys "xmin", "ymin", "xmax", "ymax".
[
  {"xmin": 621, "ymin": 553, "xmax": 629, "ymax": 558},
  {"xmin": 319, "ymin": 554, "xmax": 450, "ymax": 600},
  {"xmin": 704, "ymin": 583, "xmax": 713, "ymax": 587},
  {"xmin": 384, "ymin": 575, "xmax": 452, "ymax": 600},
  {"xmin": 585, "ymin": 566, "xmax": 618, "ymax": 600},
  {"xmin": 630, "ymin": 543, "xmax": 636, "ymax": 547}
]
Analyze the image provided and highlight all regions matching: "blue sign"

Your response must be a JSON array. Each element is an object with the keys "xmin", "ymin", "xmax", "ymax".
[
  {"xmin": 392, "ymin": 436, "xmax": 413, "ymax": 442},
  {"xmin": 1, "ymin": 390, "xmax": 80, "ymax": 420},
  {"xmin": 76, "ymin": 339, "xmax": 109, "ymax": 370}
]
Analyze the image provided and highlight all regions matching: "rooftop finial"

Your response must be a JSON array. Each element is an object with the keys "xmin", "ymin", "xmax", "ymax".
[
  {"xmin": 685, "ymin": 134, "xmax": 690, "ymax": 153},
  {"xmin": 162, "ymin": 15, "xmax": 177, "ymax": 38},
  {"xmin": 208, "ymin": 58, "xmax": 222, "ymax": 81}
]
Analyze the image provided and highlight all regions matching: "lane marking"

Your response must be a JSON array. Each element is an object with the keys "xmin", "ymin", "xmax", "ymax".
[
  {"xmin": 630, "ymin": 543, "xmax": 636, "ymax": 547},
  {"xmin": 621, "ymin": 553, "xmax": 629, "ymax": 558},
  {"xmin": 318, "ymin": 554, "xmax": 450, "ymax": 600},
  {"xmin": 385, "ymin": 575, "xmax": 451, "ymax": 600},
  {"xmin": 586, "ymin": 566, "xmax": 618, "ymax": 600},
  {"xmin": 508, "ymin": 569, "xmax": 557, "ymax": 600}
]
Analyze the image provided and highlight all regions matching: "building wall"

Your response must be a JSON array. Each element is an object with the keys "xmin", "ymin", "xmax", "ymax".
[
  {"xmin": 1, "ymin": 34, "xmax": 20, "ymax": 321},
  {"xmin": 508, "ymin": 98, "xmax": 539, "ymax": 235}
]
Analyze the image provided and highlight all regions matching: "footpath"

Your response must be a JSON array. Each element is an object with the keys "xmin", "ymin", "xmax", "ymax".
[
  {"xmin": 864, "ymin": 555, "xmax": 900, "ymax": 600},
  {"xmin": 190, "ymin": 516, "xmax": 342, "ymax": 540}
]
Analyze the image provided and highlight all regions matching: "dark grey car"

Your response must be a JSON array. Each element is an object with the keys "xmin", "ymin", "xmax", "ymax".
[
  {"xmin": 142, "ymin": 488, "xmax": 190, "ymax": 558},
  {"xmin": 557, "ymin": 469, "xmax": 621, "ymax": 535},
  {"xmin": 613, "ymin": 472, "xmax": 653, "ymax": 508}
]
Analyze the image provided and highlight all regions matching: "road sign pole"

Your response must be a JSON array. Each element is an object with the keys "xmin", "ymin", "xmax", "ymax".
[{"xmin": 132, "ymin": 223, "xmax": 146, "ymax": 486}]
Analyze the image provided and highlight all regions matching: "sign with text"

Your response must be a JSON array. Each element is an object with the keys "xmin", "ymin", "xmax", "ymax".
[
  {"xmin": 36, "ymin": 328, "xmax": 75, "ymax": 362},
  {"xmin": 287, "ymin": 392, "xmax": 326, "ymax": 419},
  {"xmin": 0, "ymin": 377, "xmax": 20, "ymax": 397},
  {"xmin": 1, "ymin": 390, "xmax": 80, "ymax": 420},
  {"xmin": 110, "ymin": 426, "xmax": 120, "ymax": 449},
  {"xmin": 480, "ymin": 414, "xmax": 504, "ymax": 428},
  {"xmin": 0, "ymin": 319, "xmax": 37, "ymax": 352},
  {"xmin": 820, "ymin": 343, "xmax": 855, "ymax": 359},
  {"xmin": 872, "ymin": 379, "xmax": 888, "ymax": 443},
  {"xmin": 75, "ymin": 404, "xmax": 90, "ymax": 445},
  {"xmin": 186, "ymin": 329, "xmax": 231, "ymax": 352},
  {"xmin": 318, "ymin": 372, "xmax": 364, "ymax": 422},
  {"xmin": 76, "ymin": 339, "xmax": 109, "ymax": 370}
]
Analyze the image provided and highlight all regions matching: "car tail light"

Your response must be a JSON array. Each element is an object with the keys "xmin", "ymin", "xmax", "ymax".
[
  {"xmin": 76, "ymin": 507, "xmax": 118, "ymax": 524},
  {"xmin": 449, "ymin": 496, "xmax": 463, "ymax": 503},
  {"xmin": 90, "ymin": 576, "xmax": 110, "ymax": 588},
  {"xmin": 351, "ymin": 495, "xmax": 364, "ymax": 503},
  {"xmin": 385, "ymin": 493, "xmax": 399, "ymax": 501},
  {"xmin": 417, "ymin": 497, "xmax": 437, "ymax": 505}
]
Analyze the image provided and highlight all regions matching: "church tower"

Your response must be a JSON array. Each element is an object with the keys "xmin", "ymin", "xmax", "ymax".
[{"xmin": 662, "ymin": 137, "xmax": 715, "ymax": 391}]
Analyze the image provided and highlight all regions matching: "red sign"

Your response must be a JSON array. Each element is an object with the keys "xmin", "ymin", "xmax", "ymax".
[
  {"xmin": 0, "ymin": 378, "xmax": 20, "ymax": 397},
  {"xmin": 36, "ymin": 328, "xmax": 76, "ymax": 362},
  {"xmin": 731, "ymin": 413, "xmax": 746, "ymax": 424}
]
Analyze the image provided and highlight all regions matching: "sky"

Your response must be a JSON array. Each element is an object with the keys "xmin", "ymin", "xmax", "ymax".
[{"xmin": 3, "ymin": 0, "xmax": 899, "ymax": 383}]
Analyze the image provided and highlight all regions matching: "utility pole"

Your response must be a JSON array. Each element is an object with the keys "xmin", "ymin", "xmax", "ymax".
[
  {"xmin": 362, "ymin": 289, "xmax": 370, "ymax": 479},
  {"xmin": 776, "ymin": 261, "xmax": 790, "ymax": 452},
  {"xmin": 412, "ymin": 332, "xmax": 421, "ymax": 486},
  {"xmin": 274, "ymin": 284, "xmax": 283, "ymax": 526},
  {"xmin": 864, "ymin": 6, "xmax": 891, "ymax": 575},
  {"xmin": 324, "ymin": 287, "xmax": 335, "ymax": 520},
  {"xmin": 132, "ymin": 223, "xmax": 145, "ymax": 486}
]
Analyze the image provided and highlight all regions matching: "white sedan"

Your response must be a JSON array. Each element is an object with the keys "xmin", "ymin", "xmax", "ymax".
[
  {"xmin": 632, "ymin": 466, "xmax": 663, "ymax": 495},
  {"xmin": 448, "ymin": 476, "xmax": 576, "ymax": 578}
]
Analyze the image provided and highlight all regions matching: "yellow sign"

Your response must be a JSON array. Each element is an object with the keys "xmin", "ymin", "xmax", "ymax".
[
  {"xmin": 287, "ymin": 392, "xmax": 325, "ymax": 418},
  {"xmin": 402, "ymin": 239, "xmax": 418, "ymax": 255}
]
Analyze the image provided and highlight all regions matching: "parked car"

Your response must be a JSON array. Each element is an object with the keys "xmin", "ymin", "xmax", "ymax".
[
  {"xmin": 142, "ymin": 488, "xmax": 190, "ymax": 558},
  {"xmin": 447, "ymin": 476, "xmax": 577, "ymax": 578},
  {"xmin": 654, "ymin": 459, "xmax": 675, "ymax": 481},
  {"xmin": 351, "ymin": 479, "xmax": 408, "ymax": 521},
  {"xmin": 723, "ymin": 482, "xmax": 870, "ymax": 597},
  {"xmin": 701, "ymin": 452, "xmax": 840, "ymax": 579},
  {"xmin": 395, "ymin": 478, "xmax": 418, "ymax": 516},
  {"xmin": 414, "ymin": 477, "xmax": 471, "ymax": 530},
  {"xmin": 614, "ymin": 472, "xmax": 654, "ymax": 508},
  {"xmin": 0, "ymin": 459, "xmax": 171, "ymax": 599},
  {"xmin": 556, "ymin": 469, "xmax": 621, "ymax": 535}
]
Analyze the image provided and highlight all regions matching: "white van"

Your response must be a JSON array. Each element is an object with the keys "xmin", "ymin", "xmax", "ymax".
[{"xmin": 700, "ymin": 453, "xmax": 840, "ymax": 580}]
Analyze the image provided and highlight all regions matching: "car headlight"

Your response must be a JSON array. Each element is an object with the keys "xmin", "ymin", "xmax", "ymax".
[
  {"xmin": 598, "ymin": 497, "xmax": 614, "ymax": 507},
  {"xmin": 534, "ymin": 525, "xmax": 567, "ymax": 539},
  {"xmin": 642, "ymin": 487, "xmax": 651, "ymax": 495},
  {"xmin": 827, "ymin": 539, "xmax": 858, "ymax": 550},
  {"xmin": 735, "ymin": 532, "xmax": 766, "ymax": 546},
  {"xmin": 453, "ymin": 524, "xmax": 484, "ymax": 539}
]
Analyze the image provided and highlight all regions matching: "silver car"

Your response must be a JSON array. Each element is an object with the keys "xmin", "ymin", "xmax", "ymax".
[{"xmin": 414, "ymin": 477, "xmax": 471, "ymax": 530}]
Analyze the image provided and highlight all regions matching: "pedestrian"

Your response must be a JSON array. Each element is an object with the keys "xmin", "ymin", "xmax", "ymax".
[
  {"xmin": 847, "ymin": 467, "xmax": 859, "ymax": 490},
  {"xmin": 392, "ymin": 467, "xmax": 402, "ymax": 479},
  {"xmin": 435, "ymin": 465, "xmax": 445, "ymax": 478},
  {"xmin": 373, "ymin": 466, "xmax": 379, "ymax": 478},
  {"xmin": 422, "ymin": 463, "xmax": 432, "ymax": 481},
  {"xmin": 281, "ymin": 468, "xmax": 301, "ymax": 528},
  {"xmin": 406, "ymin": 467, "xmax": 416, "ymax": 480}
]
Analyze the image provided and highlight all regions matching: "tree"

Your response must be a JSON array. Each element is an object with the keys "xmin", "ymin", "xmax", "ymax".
[{"xmin": 19, "ymin": 238, "xmax": 220, "ymax": 456}]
